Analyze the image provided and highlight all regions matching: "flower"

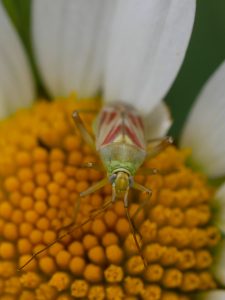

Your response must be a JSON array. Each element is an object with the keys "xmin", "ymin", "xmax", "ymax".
[
  {"xmin": 1, "ymin": 1, "xmax": 225, "ymax": 300},
  {"xmin": 180, "ymin": 61, "xmax": 225, "ymax": 299}
]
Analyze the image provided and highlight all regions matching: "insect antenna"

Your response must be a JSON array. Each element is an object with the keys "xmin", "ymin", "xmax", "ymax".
[
  {"xmin": 18, "ymin": 199, "xmax": 112, "ymax": 271},
  {"xmin": 125, "ymin": 206, "xmax": 148, "ymax": 268}
]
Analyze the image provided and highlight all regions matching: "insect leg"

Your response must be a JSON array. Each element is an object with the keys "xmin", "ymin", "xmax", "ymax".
[
  {"xmin": 54, "ymin": 178, "xmax": 109, "ymax": 235},
  {"xmin": 72, "ymin": 110, "xmax": 95, "ymax": 148},
  {"xmin": 74, "ymin": 109, "xmax": 98, "ymax": 114},
  {"xmin": 132, "ymin": 182, "xmax": 152, "ymax": 223},
  {"xmin": 72, "ymin": 177, "xmax": 108, "ymax": 225},
  {"xmin": 64, "ymin": 162, "xmax": 103, "ymax": 176},
  {"xmin": 123, "ymin": 190, "xmax": 147, "ymax": 268},
  {"xmin": 18, "ymin": 199, "xmax": 112, "ymax": 271},
  {"xmin": 80, "ymin": 178, "xmax": 108, "ymax": 197},
  {"xmin": 147, "ymin": 136, "xmax": 173, "ymax": 158},
  {"xmin": 66, "ymin": 162, "xmax": 102, "ymax": 170},
  {"xmin": 89, "ymin": 196, "xmax": 114, "ymax": 215},
  {"xmin": 18, "ymin": 177, "xmax": 109, "ymax": 271},
  {"xmin": 80, "ymin": 161, "xmax": 103, "ymax": 171},
  {"xmin": 124, "ymin": 206, "xmax": 147, "ymax": 268}
]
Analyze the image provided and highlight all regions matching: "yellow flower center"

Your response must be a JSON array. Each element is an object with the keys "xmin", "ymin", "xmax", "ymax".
[{"xmin": 0, "ymin": 95, "xmax": 221, "ymax": 300}]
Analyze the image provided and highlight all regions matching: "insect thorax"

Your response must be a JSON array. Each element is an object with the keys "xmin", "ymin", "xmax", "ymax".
[{"xmin": 99, "ymin": 143, "xmax": 146, "ymax": 176}]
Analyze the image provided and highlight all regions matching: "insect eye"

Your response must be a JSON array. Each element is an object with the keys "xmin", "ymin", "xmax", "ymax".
[{"xmin": 109, "ymin": 174, "xmax": 117, "ymax": 183}]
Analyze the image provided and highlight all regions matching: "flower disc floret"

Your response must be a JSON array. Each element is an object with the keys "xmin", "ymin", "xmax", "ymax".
[{"xmin": 0, "ymin": 95, "xmax": 221, "ymax": 299}]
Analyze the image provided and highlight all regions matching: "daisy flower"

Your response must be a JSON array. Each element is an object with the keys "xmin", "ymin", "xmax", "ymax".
[{"xmin": 1, "ymin": 1, "xmax": 224, "ymax": 300}]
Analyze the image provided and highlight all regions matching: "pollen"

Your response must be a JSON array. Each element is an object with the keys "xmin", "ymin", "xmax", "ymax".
[
  {"xmin": 0, "ymin": 96, "xmax": 220, "ymax": 299},
  {"xmin": 104, "ymin": 264, "xmax": 124, "ymax": 282},
  {"xmin": 49, "ymin": 272, "xmax": 71, "ymax": 291}
]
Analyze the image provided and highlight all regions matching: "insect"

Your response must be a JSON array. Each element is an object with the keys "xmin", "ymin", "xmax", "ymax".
[
  {"xmin": 71, "ymin": 102, "xmax": 172, "ymax": 266},
  {"xmin": 18, "ymin": 102, "xmax": 172, "ymax": 270}
]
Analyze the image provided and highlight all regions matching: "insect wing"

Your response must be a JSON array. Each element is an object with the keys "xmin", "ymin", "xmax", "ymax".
[{"xmin": 95, "ymin": 105, "xmax": 146, "ymax": 151}]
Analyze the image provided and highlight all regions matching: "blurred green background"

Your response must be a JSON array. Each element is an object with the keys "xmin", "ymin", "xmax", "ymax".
[
  {"xmin": 3, "ymin": 0, "xmax": 225, "ymax": 140},
  {"xmin": 166, "ymin": 0, "xmax": 225, "ymax": 139}
]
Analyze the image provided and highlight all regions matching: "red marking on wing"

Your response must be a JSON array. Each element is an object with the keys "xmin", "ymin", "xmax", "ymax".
[
  {"xmin": 102, "ymin": 124, "xmax": 121, "ymax": 145},
  {"xmin": 125, "ymin": 125, "xmax": 143, "ymax": 149},
  {"xmin": 96, "ymin": 104, "xmax": 146, "ymax": 150},
  {"xmin": 129, "ymin": 114, "xmax": 144, "ymax": 131},
  {"xmin": 99, "ymin": 111, "xmax": 107, "ymax": 127},
  {"xmin": 137, "ymin": 117, "xmax": 144, "ymax": 131},
  {"xmin": 99, "ymin": 110, "xmax": 117, "ymax": 127},
  {"xmin": 129, "ymin": 114, "xmax": 138, "ymax": 127},
  {"xmin": 107, "ymin": 111, "xmax": 117, "ymax": 124}
]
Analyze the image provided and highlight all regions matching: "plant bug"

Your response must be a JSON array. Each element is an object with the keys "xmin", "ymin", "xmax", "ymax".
[
  {"xmin": 72, "ymin": 103, "xmax": 172, "ymax": 266},
  {"xmin": 18, "ymin": 102, "xmax": 172, "ymax": 270}
]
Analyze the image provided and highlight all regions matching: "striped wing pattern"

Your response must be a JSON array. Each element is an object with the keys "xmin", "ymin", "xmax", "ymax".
[{"xmin": 95, "ymin": 104, "xmax": 146, "ymax": 150}]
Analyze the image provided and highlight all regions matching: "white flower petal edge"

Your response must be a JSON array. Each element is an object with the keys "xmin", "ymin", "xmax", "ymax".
[
  {"xmin": 0, "ymin": 3, "xmax": 35, "ymax": 118},
  {"xmin": 32, "ymin": 0, "xmax": 115, "ymax": 98},
  {"xmin": 143, "ymin": 102, "xmax": 172, "ymax": 140},
  {"xmin": 181, "ymin": 61, "xmax": 225, "ymax": 178},
  {"xmin": 32, "ymin": 0, "xmax": 195, "ymax": 115},
  {"xmin": 104, "ymin": 0, "xmax": 196, "ymax": 113},
  {"xmin": 198, "ymin": 290, "xmax": 225, "ymax": 300},
  {"xmin": 214, "ymin": 183, "xmax": 225, "ymax": 233},
  {"xmin": 212, "ymin": 240, "xmax": 225, "ymax": 284}
]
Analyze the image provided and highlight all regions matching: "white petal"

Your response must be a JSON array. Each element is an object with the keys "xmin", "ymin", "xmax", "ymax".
[
  {"xmin": 104, "ymin": 0, "xmax": 195, "ymax": 113},
  {"xmin": 212, "ymin": 240, "xmax": 225, "ymax": 285},
  {"xmin": 0, "ymin": 4, "xmax": 35, "ymax": 117},
  {"xmin": 214, "ymin": 183, "xmax": 225, "ymax": 233},
  {"xmin": 198, "ymin": 290, "xmax": 225, "ymax": 300},
  {"xmin": 181, "ymin": 61, "xmax": 225, "ymax": 178},
  {"xmin": 143, "ymin": 102, "xmax": 172, "ymax": 140},
  {"xmin": 32, "ymin": 0, "xmax": 115, "ymax": 98}
]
